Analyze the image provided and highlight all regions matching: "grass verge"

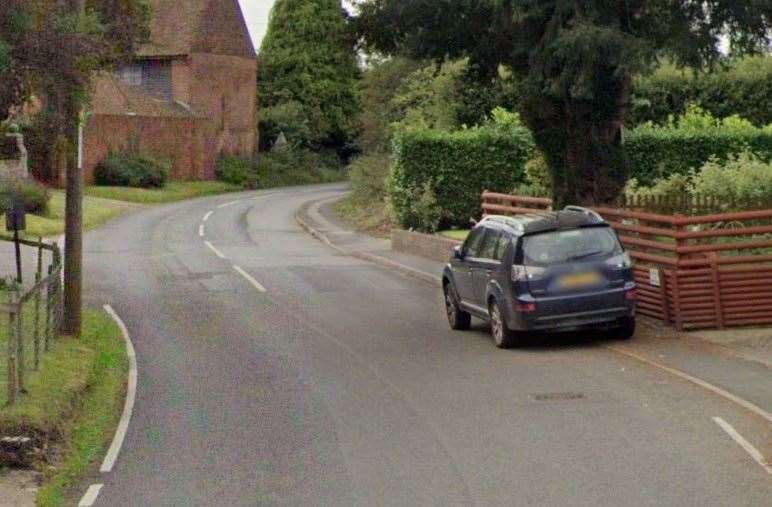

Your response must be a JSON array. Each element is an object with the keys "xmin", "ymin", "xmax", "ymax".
[
  {"xmin": 0, "ymin": 309, "xmax": 128, "ymax": 507},
  {"xmin": 334, "ymin": 196, "xmax": 392, "ymax": 238},
  {"xmin": 21, "ymin": 192, "xmax": 133, "ymax": 239},
  {"xmin": 84, "ymin": 181, "xmax": 242, "ymax": 204}
]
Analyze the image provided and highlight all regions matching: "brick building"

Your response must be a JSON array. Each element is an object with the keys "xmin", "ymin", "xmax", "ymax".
[{"xmin": 83, "ymin": 0, "xmax": 257, "ymax": 182}]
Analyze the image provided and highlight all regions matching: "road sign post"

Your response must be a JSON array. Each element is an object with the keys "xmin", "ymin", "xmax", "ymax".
[{"xmin": 6, "ymin": 207, "xmax": 26, "ymax": 284}]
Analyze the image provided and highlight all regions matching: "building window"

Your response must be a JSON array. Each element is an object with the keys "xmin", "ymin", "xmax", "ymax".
[{"xmin": 117, "ymin": 64, "xmax": 142, "ymax": 86}]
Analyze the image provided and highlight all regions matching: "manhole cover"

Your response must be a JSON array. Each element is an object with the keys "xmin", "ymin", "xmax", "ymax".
[{"xmin": 531, "ymin": 392, "xmax": 585, "ymax": 402}]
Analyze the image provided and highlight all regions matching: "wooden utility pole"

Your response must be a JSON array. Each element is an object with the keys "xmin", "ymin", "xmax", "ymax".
[{"xmin": 62, "ymin": 0, "xmax": 85, "ymax": 337}]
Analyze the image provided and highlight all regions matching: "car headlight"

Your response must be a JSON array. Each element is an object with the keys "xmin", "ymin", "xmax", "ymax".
[{"xmin": 605, "ymin": 252, "xmax": 632, "ymax": 269}]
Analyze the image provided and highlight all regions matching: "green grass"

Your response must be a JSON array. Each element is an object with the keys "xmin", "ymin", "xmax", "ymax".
[
  {"xmin": 334, "ymin": 195, "xmax": 392, "ymax": 237},
  {"xmin": 439, "ymin": 229, "xmax": 469, "ymax": 241},
  {"xmin": 19, "ymin": 191, "xmax": 133, "ymax": 239},
  {"xmin": 84, "ymin": 181, "xmax": 242, "ymax": 204}
]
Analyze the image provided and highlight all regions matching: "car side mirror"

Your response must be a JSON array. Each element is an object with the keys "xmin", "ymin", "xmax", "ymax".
[{"xmin": 453, "ymin": 245, "xmax": 464, "ymax": 260}]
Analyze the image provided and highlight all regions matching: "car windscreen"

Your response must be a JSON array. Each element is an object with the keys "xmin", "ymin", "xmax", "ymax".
[{"xmin": 521, "ymin": 226, "xmax": 622, "ymax": 266}]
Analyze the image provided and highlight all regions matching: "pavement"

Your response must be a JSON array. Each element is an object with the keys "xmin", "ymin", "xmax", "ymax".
[{"xmin": 8, "ymin": 183, "xmax": 771, "ymax": 506}]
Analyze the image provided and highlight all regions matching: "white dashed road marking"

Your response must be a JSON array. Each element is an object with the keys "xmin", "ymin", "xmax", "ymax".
[
  {"xmin": 712, "ymin": 417, "xmax": 772, "ymax": 475},
  {"xmin": 233, "ymin": 265, "xmax": 267, "ymax": 293},
  {"xmin": 217, "ymin": 200, "xmax": 239, "ymax": 209},
  {"xmin": 199, "ymin": 224, "xmax": 204, "ymax": 237},
  {"xmin": 203, "ymin": 210, "xmax": 213, "ymax": 222},
  {"xmin": 101, "ymin": 305, "xmax": 137, "ymax": 473},
  {"xmin": 205, "ymin": 241, "xmax": 226, "ymax": 259},
  {"xmin": 78, "ymin": 484, "xmax": 103, "ymax": 506}
]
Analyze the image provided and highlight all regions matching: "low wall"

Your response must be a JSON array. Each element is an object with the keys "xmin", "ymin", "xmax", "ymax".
[{"xmin": 391, "ymin": 229, "xmax": 461, "ymax": 263}]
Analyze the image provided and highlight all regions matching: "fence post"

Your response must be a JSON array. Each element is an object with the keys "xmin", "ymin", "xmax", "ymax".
[
  {"xmin": 45, "ymin": 264, "xmax": 53, "ymax": 352},
  {"xmin": 16, "ymin": 290, "xmax": 25, "ymax": 393},
  {"xmin": 708, "ymin": 253, "xmax": 724, "ymax": 330},
  {"xmin": 7, "ymin": 292, "xmax": 19, "ymax": 404},
  {"xmin": 33, "ymin": 239, "xmax": 43, "ymax": 370},
  {"xmin": 658, "ymin": 267, "xmax": 671, "ymax": 325}
]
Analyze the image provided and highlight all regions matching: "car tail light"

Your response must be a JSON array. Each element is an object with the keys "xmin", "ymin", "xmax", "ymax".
[
  {"xmin": 515, "ymin": 301, "xmax": 537, "ymax": 313},
  {"xmin": 625, "ymin": 288, "xmax": 637, "ymax": 301}
]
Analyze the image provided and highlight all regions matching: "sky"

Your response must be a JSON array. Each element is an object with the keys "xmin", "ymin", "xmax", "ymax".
[{"xmin": 238, "ymin": 1, "xmax": 356, "ymax": 52}]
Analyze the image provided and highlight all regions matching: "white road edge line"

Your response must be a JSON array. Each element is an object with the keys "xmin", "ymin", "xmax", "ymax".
[
  {"xmin": 608, "ymin": 345, "xmax": 772, "ymax": 424},
  {"xmin": 217, "ymin": 200, "xmax": 239, "ymax": 209},
  {"xmin": 202, "ymin": 210, "xmax": 213, "ymax": 222},
  {"xmin": 78, "ymin": 484, "xmax": 104, "ymax": 507},
  {"xmin": 712, "ymin": 417, "xmax": 772, "ymax": 475},
  {"xmin": 233, "ymin": 265, "xmax": 267, "ymax": 293},
  {"xmin": 101, "ymin": 305, "xmax": 137, "ymax": 473},
  {"xmin": 204, "ymin": 241, "xmax": 226, "ymax": 259},
  {"xmin": 198, "ymin": 224, "xmax": 204, "ymax": 237}
]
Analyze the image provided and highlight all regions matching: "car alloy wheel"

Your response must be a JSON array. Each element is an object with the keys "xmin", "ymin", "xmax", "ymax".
[{"xmin": 443, "ymin": 283, "xmax": 471, "ymax": 330}]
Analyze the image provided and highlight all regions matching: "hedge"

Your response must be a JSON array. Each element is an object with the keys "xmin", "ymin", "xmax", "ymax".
[
  {"xmin": 629, "ymin": 56, "xmax": 772, "ymax": 127},
  {"xmin": 390, "ymin": 126, "xmax": 534, "ymax": 230},
  {"xmin": 94, "ymin": 153, "xmax": 169, "ymax": 188},
  {"xmin": 625, "ymin": 127, "xmax": 772, "ymax": 185}
]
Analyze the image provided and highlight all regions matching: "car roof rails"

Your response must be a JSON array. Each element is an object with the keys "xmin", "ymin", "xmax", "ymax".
[{"xmin": 563, "ymin": 205, "xmax": 604, "ymax": 223}]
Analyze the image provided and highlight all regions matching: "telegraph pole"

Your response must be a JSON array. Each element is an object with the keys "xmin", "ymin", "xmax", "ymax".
[{"xmin": 62, "ymin": 0, "xmax": 86, "ymax": 337}]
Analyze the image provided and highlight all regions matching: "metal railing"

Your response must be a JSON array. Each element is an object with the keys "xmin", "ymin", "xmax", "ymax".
[{"xmin": 1, "ymin": 236, "xmax": 62, "ymax": 405}]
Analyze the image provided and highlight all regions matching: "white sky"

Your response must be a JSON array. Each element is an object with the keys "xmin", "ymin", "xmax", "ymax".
[{"xmin": 238, "ymin": 1, "xmax": 356, "ymax": 52}]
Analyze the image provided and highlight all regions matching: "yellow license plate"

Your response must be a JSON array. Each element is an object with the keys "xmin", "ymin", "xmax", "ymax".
[{"xmin": 558, "ymin": 272, "xmax": 602, "ymax": 289}]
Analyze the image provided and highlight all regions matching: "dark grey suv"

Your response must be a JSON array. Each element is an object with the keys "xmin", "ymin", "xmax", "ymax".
[{"xmin": 442, "ymin": 207, "xmax": 636, "ymax": 348}]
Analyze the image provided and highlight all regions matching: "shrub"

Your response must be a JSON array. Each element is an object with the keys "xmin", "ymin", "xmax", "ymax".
[
  {"xmin": 0, "ymin": 179, "xmax": 50, "ymax": 215},
  {"xmin": 256, "ymin": 149, "xmax": 345, "ymax": 188},
  {"xmin": 94, "ymin": 154, "xmax": 169, "ymax": 188},
  {"xmin": 690, "ymin": 151, "xmax": 772, "ymax": 205},
  {"xmin": 625, "ymin": 108, "xmax": 772, "ymax": 184},
  {"xmin": 390, "ymin": 125, "xmax": 534, "ymax": 229},
  {"xmin": 348, "ymin": 153, "xmax": 391, "ymax": 205},
  {"xmin": 216, "ymin": 156, "xmax": 256, "ymax": 188},
  {"xmin": 629, "ymin": 55, "xmax": 772, "ymax": 127}
]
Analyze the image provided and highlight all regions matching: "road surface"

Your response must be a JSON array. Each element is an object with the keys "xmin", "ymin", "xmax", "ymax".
[{"xmin": 81, "ymin": 184, "xmax": 771, "ymax": 506}]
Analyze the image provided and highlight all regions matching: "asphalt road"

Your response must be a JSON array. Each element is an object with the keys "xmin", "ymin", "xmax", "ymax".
[{"xmin": 81, "ymin": 183, "xmax": 771, "ymax": 506}]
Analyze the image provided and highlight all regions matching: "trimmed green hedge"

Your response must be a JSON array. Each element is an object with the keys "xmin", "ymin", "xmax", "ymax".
[
  {"xmin": 626, "ymin": 127, "xmax": 772, "ymax": 185},
  {"xmin": 390, "ymin": 127, "xmax": 534, "ymax": 230},
  {"xmin": 629, "ymin": 56, "xmax": 772, "ymax": 127},
  {"xmin": 94, "ymin": 154, "xmax": 169, "ymax": 188}
]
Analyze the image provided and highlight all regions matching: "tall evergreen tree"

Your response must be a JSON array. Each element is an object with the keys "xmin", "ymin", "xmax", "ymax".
[
  {"xmin": 258, "ymin": 0, "xmax": 360, "ymax": 152},
  {"xmin": 356, "ymin": 0, "xmax": 772, "ymax": 206}
]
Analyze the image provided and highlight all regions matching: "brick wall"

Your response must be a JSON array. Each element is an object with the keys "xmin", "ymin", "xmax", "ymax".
[
  {"xmin": 392, "ymin": 229, "xmax": 462, "ymax": 263},
  {"xmin": 189, "ymin": 53, "xmax": 256, "ymax": 159},
  {"xmin": 83, "ymin": 114, "xmax": 216, "ymax": 183}
]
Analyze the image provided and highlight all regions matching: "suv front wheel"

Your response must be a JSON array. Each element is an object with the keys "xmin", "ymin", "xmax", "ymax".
[
  {"xmin": 489, "ymin": 299, "xmax": 517, "ymax": 349},
  {"xmin": 444, "ymin": 282, "xmax": 471, "ymax": 330}
]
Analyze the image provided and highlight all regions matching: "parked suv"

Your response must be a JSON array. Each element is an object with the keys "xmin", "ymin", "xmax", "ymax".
[{"xmin": 442, "ymin": 207, "xmax": 636, "ymax": 348}]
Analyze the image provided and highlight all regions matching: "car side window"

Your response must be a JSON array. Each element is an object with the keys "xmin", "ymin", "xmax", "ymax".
[
  {"xmin": 492, "ymin": 234, "xmax": 511, "ymax": 261},
  {"xmin": 478, "ymin": 229, "xmax": 501, "ymax": 261},
  {"xmin": 463, "ymin": 227, "xmax": 485, "ymax": 258}
]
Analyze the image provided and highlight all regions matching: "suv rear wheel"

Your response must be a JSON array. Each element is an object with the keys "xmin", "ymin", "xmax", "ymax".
[
  {"xmin": 616, "ymin": 317, "xmax": 636, "ymax": 340},
  {"xmin": 444, "ymin": 282, "xmax": 471, "ymax": 330},
  {"xmin": 489, "ymin": 299, "xmax": 517, "ymax": 349}
]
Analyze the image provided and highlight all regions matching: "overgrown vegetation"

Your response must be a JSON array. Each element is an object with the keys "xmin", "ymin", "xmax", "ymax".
[
  {"xmin": 93, "ymin": 153, "xmax": 169, "ymax": 188},
  {"xmin": 214, "ymin": 152, "xmax": 346, "ymax": 190},
  {"xmin": 0, "ymin": 179, "xmax": 51, "ymax": 214}
]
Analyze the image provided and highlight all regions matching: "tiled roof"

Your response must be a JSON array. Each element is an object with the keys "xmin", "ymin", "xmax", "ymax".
[
  {"xmin": 137, "ymin": 0, "xmax": 255, "ymax": 58},
  {"xmin": 90, "ymin": 73, "xmax": 198, "ymax": 118}
]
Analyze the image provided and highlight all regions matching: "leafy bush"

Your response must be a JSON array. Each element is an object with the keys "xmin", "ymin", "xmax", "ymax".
[
  {"xmin": 348, "ymin": 153, "xmax": 391, "ymax": 205},
  {"xmin": 625, "ymin": 107, "xmax": 772, "ymax": 184},
  {"xmin": 408, "ymin": 183, "xmax": 443, "ymax": 233},
  {"xmin": 629, "ymin": 56, "xmax": 772, "ymax": 127},
  {"xmin": 690, "ymin": 151, "xmax": 772, "ymax": 205},
  {"xmin": 216, "ymin": 156, "xmax": 256, "ymax": 188},
  {"xmin": 256, "ymin": 149, "xmax": 345, "ymax": 188},
  {"xmin": 513, "ymin": 150, "xmax": 552, "ymax": 197},
  {"xmin": 94, "ymin": 154, "xmax": 169, "ymax": 188},
  {"xmin": 0, "ymin": 179, "xmax": 51, "ymax": 215},
  {"xmin": 390, "ymin": 125, "xmax": 534, "ymax": 230}
]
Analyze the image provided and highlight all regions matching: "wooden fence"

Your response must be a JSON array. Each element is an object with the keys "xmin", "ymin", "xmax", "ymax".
[
  {"xmin": 481, "ymin": 191, "xmax": 772, "ymax": 331},
  {"xmin": 0, "ymin": 236, "xmax": 62, "ymax": 405}
]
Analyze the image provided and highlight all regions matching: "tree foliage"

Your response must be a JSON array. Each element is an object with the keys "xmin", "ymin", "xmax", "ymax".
[
  {"xmin": 257, "ymin": 0, "xmax": 361, "ymax": 152},
  {"xmin": 357, "ymin": 0, "xmax": 772, "ymax": 205}
]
